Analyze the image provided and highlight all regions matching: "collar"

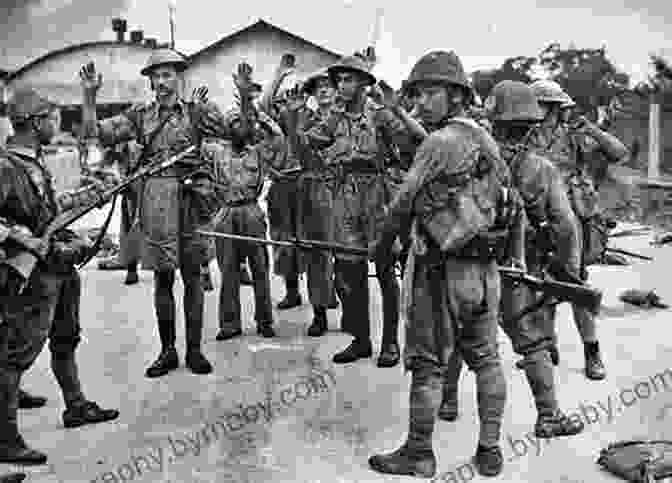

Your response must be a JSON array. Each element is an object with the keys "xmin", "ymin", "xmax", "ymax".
[{"xmin": 148, "ymin": 97, "xmax": 187, "ymax": 118}]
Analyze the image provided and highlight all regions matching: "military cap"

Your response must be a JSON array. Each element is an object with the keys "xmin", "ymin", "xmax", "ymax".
[
  {"xmin": 487, "ymin": 80, "xmax": 545, "ymax": 122},
  {"xmin": 7, "ymin": 87, "xmax": 57, "ymax": 121},
  {"xmin": 140, "ymin": 48, "xmax": 188, "ymax": 76},
  {"xmin": 327, "ymin": 55, "xmax": 376, "ymax": 86},
  {"xmin": 302, "ymin": 68, "xmax": 333, "ymax": 94}
]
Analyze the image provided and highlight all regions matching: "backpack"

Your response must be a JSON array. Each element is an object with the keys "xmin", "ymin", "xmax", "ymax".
[{"xmin": 414, "ymin": 117, "xmax": 513, "ymax": 253}]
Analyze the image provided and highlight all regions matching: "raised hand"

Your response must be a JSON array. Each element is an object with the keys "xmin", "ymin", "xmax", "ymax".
[
  {"xmin": 191, "ymin": 86, "xmax": 209, "ymax": 104},
  {"xmin": 79, "ymin": 61, "xmax": 103, "ymax": 94},
  {"xmin": 233, "ymin": 62, "xmax": 254, "ymax": 93}
]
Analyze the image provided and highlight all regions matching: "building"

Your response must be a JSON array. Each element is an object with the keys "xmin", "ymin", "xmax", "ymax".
[{"xmin": 184, "ymin": 19, "xmax": 342, "ymax": 108}]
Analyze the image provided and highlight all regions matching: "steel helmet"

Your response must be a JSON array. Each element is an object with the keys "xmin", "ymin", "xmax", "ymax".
[
  {"xmin": 7, "ymin": 87, "xmax": 57, "ymax": 122},
  {"xmin": 486, "ymin": 80, "xmax": 544, "ymax": 122},
  {"xmin": 529, "ymin": 79, "xmax": 568, "ymax": 104},
  {"xmin": 327, "ymin": 55, "xmax": 377, "ymax": 87},
  {"xmin": 140, "ymin": 48, "xmax": 188, "ymax": 76},
  {"xmin": 405, "ymin": 51, "xmax": 471, "ymax": 91}
]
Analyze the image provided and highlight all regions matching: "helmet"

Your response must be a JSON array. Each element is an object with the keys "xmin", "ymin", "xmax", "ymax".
[
  {"xmin": 302, "ymin": 68, "xmax": 333, "ymax": 94},
  {"xmin": 327, "ymin": 55, "xmax": 376, "ymax": 87},
  {"xmin": 140, "ymin": 48, "xmax": 188, "ymax": 76},
  {"xmin": 405, "ymin": 51, "xmax": 471, "ymax": 92},
  {"xmin": 561, "ymin": 93, "xmax": 576, "ymax": 109},
  {"xmin": 487, "ymin": 80, "xmax": 544, "ymax": 122},
  {"xmin": 529, "ymin": 79, "xmax": 568, "ymax": 104},
  {"xmin": 7, "ymin": 87, "xmax": 57, "ymax": 122}
]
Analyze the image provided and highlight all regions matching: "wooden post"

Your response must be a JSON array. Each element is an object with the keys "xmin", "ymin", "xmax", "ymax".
[{"xmin": 649, "ymin": 92, "xmax": 661, "ymax": 178}]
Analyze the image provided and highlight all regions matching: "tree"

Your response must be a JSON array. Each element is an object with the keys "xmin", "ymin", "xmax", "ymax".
[{"xmin": 471, "ymin": 55, "xmax": 536, "ymax": 100}]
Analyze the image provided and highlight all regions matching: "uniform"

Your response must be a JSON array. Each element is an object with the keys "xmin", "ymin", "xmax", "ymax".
[
  {"xmin": 204, "ymin": 109, "xmax": 283, "ymax": 338},
  {"xmin": 83, "ymin": 49, "xmax": 226, "ymax": 377},
  {"xmin": 368, "ymin": 51, "xmax": 509, "ymax": 478},
  {"xmin": 1, "ymin": 89, "xmax": 119, "ymax": 465}
]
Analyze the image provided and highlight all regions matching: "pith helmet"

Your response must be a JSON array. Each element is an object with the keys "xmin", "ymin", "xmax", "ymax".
[
  {"xmin": 8, "ymin": 87, "xmax": 57, "ymax": 121},
  {"xmin": 529, "ymin": 79, "xmax": 568, "ymax": 104},
  {"xmin": 140, "ymin": 48, "xmax": 188, "ymax": 76},
  {"xmin": 405, "ymin": 51, "xmax": 471, "ymax": 91},
  {"xmin": 327, "ymin": 55, "xmax": 376, "ymax": 86},
  {"xmin": 302, "ymin": 68, "xmax": 333, "ymax": 94},
  {"xmin": 487, "ymin": 80, "xmax": 544, "ymax": 122}
]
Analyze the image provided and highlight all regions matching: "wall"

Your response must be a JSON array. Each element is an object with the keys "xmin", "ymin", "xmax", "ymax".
[
  {"xmin": 8, "ymin": 43, "xmax": 155, "ymax": 106},
  {"xmin": 185, "ymin": 24, "xmax": 340, "ymax": 110}
]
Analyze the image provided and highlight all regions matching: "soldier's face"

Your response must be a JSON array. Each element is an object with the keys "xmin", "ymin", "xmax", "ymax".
[
  {"xmin": 34, "ymin": 108, "xmax": 60, "ymax": 144},
  {"xmin": 416, "ymin": 83, "xmax": 462, "ymax": 123},
  {"xmin": 314, "ymin": 78, "xmax": 335, "ymax": 105},
  {"xmin": 150, "ymin": 66, "xmax": 180, "ymax": 104},
  {"xmin": 335, "ymin": 71, "xmax": 363, "ymax": 102}
]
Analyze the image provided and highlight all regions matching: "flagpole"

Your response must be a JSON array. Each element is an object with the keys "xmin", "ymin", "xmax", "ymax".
[{"xmin": 168, "ymin": 2, "xmax": 176, "ymax": 49}]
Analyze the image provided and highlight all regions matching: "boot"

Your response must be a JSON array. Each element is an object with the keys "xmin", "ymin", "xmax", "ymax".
[
  {"xmin": 185, "ymin": 351, "xmax": 213, "ymax": 375},
  {"xmin": 535, "ymin": 409, "xmax": 584, "ymax": 438},
  {"xmin": 474, "ymin": 444, "xmax": 503, "ymax": 477},
  {"xmin": 377, "ymin": 342, "xmax": 400, "ymax": 368},
  {"xmin": 333, "ymin": 339, "xmax": 372, "ymax": 364},
  {"xmin": 0, "ymin": 473, "xmax": 26, "ymax": 483},
  {"xmin": 368, "ymin": 446, "xmax": 436, "ymax": 477},
  {"xmin": 124, "ymin": 263, "xmax": 139, "ymax": 285},
  {"xmin": 62, "ymin": 401, "xmax": 119, "ymax": 429},
  {"xmin": 584, "ymin": 341, "xmax": 606, "ymax": 380},
  {"xmin": 216, "ymin": 328, "xmax": 242, "ymax": 341},
  {"xmin": 368, "ymin": 366, "xmax": 441, "ymax": 478},
  {"xmin": 277, "ymin": 277, "xmax": 302, "ymax": 309},
  {"xmin": 0, "ymin": 370, "xmax": 47, "ymax": 465},
  {"xmin": 145, "ymin": 348, "xmax": 179, "ymax": 378},
  {"xmin": 438, "ymin": 353, "xmax": 463, "ymax": 421},
  {"xmin": 200, "ymin": 265, "xmax": 214, "ymax": 292},
  {"xmin": 307, "ymin": 307, "xmax": 328, "ymax": 337},
  {"xmin": 257, "ymin": 323, "xmax": 276, "ymax": 338},
  {"xmin": 18, "ymin": 389, "xmax": 47, "ymax": 409}
]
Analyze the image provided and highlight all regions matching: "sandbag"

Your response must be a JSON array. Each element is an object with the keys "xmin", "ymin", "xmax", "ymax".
[{"xmin": 597, "ymin": 440, "xmax": 672, "ymax": 482}]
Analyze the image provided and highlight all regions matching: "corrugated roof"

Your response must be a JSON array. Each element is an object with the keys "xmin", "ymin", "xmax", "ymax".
[
  {"xmin": 189, "ymin": 19, "xmax": 343, "ymax": 63},
  {"xmin": 8, "ymin": 41, "xmax": 186, "ymax": 81}
]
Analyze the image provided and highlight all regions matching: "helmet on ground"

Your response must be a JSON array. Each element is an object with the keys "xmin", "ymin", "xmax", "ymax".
[
  {"xmin": 302, "ymin": 68, "xmax": 333, "ymax": 94},
  {"xmin": 405, "ymin": 51, "xmax": 471, "ymax": 92},
  {"xmin": 140, "ymin": 48, "xmax": 188, "ymax": 76},
  {"xmin": 8, "ymin": 87, "xmax": 57, "ymax": 122},
  {"xmin": 486, "ymin": 80, "xmax": 544, "ymax": 122},
  {"xmin": 529, "ymin": 79, "xmax": 568, "ymax": 104},
  {"xmin": 327, "ymin": 55, "xmax": 376, "ymax": 87}
]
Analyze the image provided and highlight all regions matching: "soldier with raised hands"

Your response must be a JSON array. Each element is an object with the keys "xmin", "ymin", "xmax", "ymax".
[
  {"xmin": 0, "ymin": 88, "xmax": 119, "ymax": 466},
  {"xmin": 367, "ymin": 50, "xmax": 513, "ymax": 478},
  {"xmin": 529, "ymin": 79, "xmax": 629, "ymax": 380},
  {"xmin": 79, "ymin": 49, "xmax": 227, "ymax": 378},
  {"xmin": 206, "ymin": 62, "xmax": 282, "ymax": 341}
]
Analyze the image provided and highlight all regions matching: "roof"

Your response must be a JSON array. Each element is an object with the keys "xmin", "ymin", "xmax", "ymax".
[
  {"xmin": 8, "ymin": 41, "xmax": 187, "ymax": 81},
  {"xmin": 189, "ymin": 19, "xmax": 342, "ymax": 64}
]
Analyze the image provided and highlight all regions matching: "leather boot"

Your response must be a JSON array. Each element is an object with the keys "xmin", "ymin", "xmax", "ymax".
[
  {"xmin": 18, "ymin": 389, "xmax": 47, "ymax": 409},
  {"xmin": 62, "ymin": 401, "xmax": 119, "ymax": 429},
  {"xmin": 438, "ymin": 353, "xmax": 463, "ymax": 421},
  {"xmin": 0, "ymin": 370, "xmax": 47, "ymax": 465},
  {"xmin": 277, "ymin": 277, "xmax": 302, "ymax": 309},
  {"xmin": 474, "ymin": 444, "xmax": 503, "ymax": 477},
  {"xmin": 377, "ymin": 342, "xmax": 400, "ymax": 368},
  {"xmin": 535, "ymin": 409, "xmax": 584, "ymax": 438},
  {"xmin": 145, "ymin": 348, "xmax": 179, "ymax": 378},
  {"xmin": 369, "ymin": 366, "xmax": 441, "ymax": 477},
  {"xmin": 333, "ymin": 339, "xmax": 372, "ymax": 363},
  {"xmin": 584, "ymin": 341, "xmax": 606, "ymax": 380},
  {"xmin": 307, "ymin": 307, "xmax": 328, "ymax": 337},
  {"xmin": 185, "ymin": 273, "xmax": 212, "ymax": 374},
  {"xmin": 124, "ymin": 264, "xmax": 139, "ymax": 285},
  {"xmin": 377, "ymin": 263, "xmax": 400, "ymax": 368}
]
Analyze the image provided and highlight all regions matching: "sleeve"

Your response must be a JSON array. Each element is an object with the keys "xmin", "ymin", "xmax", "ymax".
[
  {"xmin": 96, "ymin": 105, "xmax": 143, "ymax": 147},
  {"xmin": 193, "ymin": 101, "xmax": 233, "ymax": 140},
  {"xmin": 545, "ymin": 167, "xmax": 581, "ymax": 274},
  {"xmin": 378, "ymin": 132, "xmax": 458, "ymax": 242}
]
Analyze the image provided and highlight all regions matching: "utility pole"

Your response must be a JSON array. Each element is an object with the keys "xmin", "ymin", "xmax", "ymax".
[
  {"xmin": 168, "ymin": 1, "xmax": 176, "ymax": 49},
  {"xmin": 649, "ymin": 90, "xmax": 661, "ymax": 179}
]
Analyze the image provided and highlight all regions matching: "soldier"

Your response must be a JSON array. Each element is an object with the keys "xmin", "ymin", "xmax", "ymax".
[
  {"xmin": 259, "ymin": 54, "xmax": 305, "ymax": 310},
  {"xmin": 79, "ymin": 49, "xmax": 226, "ymax": 377},
  {"xmin": 367, "ymin": 50, "xmax": 511, "ymax": 478},
  {"xmin": 1, "ymin": 88, "xmax": 120, "ymax": 465},
  {"xmin": 529, "ymin": 79, "xmax": 629, "ymax": 380},
  {"xmin": 286, "ymin": 55, "xmax": 415, "ymax": 364},
  {"xmin": 289, "ymin": 68, "xmax": 340, "ymax": 337},
  {"xmin": 208, "ymin": 63, "xmax": 280, "ymax": 341},
  {"xmin": 438, "ymin": 81, "xmax": 587, "ymax": 437}
]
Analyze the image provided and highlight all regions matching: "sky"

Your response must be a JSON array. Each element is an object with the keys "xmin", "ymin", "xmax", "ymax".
[{"xmin": 2, "ymin": 0, "xmax": 672, "ymax": 87}]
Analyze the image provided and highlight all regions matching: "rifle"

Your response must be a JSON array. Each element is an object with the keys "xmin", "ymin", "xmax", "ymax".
[
  {"xmin": 604, "ymin": 246, "xmax": 653, "ymax": 261},
  {"xmin": 498, "ymin": 266, "xmax": 603, "ymax": 316},
  {"xmin": 5, "ymin": 145, "xmax": 197, "ymax": 283}
]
